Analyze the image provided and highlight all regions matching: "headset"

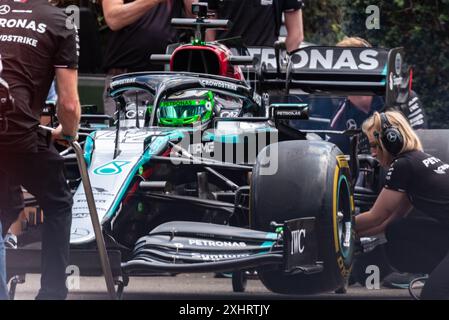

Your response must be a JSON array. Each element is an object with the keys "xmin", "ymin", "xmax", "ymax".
[{"xmin": 374, "ymin": 112, "xmax": 404, "ymax": 156}]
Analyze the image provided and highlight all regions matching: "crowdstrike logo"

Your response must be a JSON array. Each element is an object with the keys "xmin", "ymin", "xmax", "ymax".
[{"xmin": 0, "ymin": 5, "xmax": 11, "ymax": 15}]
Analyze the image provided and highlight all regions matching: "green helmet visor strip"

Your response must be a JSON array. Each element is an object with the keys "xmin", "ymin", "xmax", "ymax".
[{"xmin": 157, "ymin": 91, "xmax": 214, "ymax": 126}]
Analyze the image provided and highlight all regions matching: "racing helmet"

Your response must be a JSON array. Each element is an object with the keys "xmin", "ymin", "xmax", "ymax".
[{"xmin": 157, "ymin": 90, "xmax": 214, "ymax": 129}]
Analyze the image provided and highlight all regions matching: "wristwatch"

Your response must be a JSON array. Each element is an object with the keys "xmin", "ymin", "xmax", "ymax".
[{"xmin": 62, "ymin": 132, "xmax": 79, "ymax": 142}]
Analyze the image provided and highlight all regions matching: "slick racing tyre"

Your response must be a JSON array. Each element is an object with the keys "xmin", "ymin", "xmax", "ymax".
[{"xmin": 252, "ymin": 140, "xmax": 355, "ymax": 294}]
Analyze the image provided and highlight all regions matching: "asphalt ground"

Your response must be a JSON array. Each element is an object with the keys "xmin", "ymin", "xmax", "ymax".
[{"xmin": 12, "ymin": 272, "xmax": 414, "ymax": 300}]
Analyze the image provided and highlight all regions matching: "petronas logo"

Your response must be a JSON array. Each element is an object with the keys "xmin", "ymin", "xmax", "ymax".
[{"xmin": 94, "ymin": 161, "xmax": 131, "ymax": 175}]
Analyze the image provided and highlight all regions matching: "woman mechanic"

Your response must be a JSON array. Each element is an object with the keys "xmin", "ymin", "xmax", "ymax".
[{"xmin": 355, "ymin": 111, "xmax": 449, "ymax": 299}]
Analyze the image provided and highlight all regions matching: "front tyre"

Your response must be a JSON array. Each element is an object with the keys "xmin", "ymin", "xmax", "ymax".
[{"xmin": 252, "ymin": 141, "xmax": 355, "ymax": 294}]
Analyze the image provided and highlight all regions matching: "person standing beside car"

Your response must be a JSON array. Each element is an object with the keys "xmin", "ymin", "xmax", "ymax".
[
  {"xmin": 355, "ymin": 111, "xmax": 449, "ymax": 299},
  {"xmin": 0, "ymin": 56, "xmax": 9, "ymax": 301},
  {"xmin": 0, "ymin": 0, "xmax": 81, "ymax": 299},
  {"xmin": 101, "ymin": 0, "xmax": 197, "ymax": 116},
  {"xmin": 211, "ymin": 0, "xmax": 304, "ymax": 52},
  {"xmin": 328, "ymin": 37, "xmax": 427, "ymax": 155}
]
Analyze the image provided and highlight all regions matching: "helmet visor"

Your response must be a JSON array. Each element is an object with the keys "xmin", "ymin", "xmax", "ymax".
[{"xmin": 158, "ymin": 98, "xmax": 212, "ymax": 126}]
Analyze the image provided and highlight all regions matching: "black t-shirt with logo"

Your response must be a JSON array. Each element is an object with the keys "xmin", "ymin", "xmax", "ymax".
[
  {"xmin": 216, "ymin": 0, "xmax": 304, "ymax": 47},
  {"xmin": 103, "ymin": 0, "xmax": 182, "ymax": 72},
  {"xmin": 0, "ymin": 0, "xmax": 79, "ymax": 152},
  {"xmin": 328, "ymin": 93, "xmax": 426, "ymax": 155},
  {"xmin": 385, "ymin": 150, "xmax": 449, "ymax": 224},
  {"xmin": 328, "ymin": 96, "xmax": 384, "ymax": 154}
]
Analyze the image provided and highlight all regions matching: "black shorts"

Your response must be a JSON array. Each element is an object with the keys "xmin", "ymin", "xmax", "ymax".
[{"xmin": 0, "ymin": 137, "xmax": 73, "ymax": 235}]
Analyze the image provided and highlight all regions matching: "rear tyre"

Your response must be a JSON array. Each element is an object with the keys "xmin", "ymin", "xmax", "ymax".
[{"xmin": 252, "ymin": 141, "xmax": 355, "ymax": 294}]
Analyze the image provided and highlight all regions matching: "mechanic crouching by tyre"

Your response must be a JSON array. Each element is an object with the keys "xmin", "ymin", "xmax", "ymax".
[
  {"xmin": 0, "ymin": 0, "xmax": 81, "ymax": 300},
  {"xmin": 355, "ymin": 111, "xmax": 449, "ymax": 299}
]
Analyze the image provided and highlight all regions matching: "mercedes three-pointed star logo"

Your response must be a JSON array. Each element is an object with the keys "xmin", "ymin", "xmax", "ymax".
[
  {"xmin": 387, "ymin": 132, "xmax": 397, "ymax": 142},
  {"xmin": 0, "ymin": 5, "xmax": 11, "ymax": 15}
]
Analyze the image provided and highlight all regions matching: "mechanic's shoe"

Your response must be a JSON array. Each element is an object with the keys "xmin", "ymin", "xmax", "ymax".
[
  {"xmin": 35, "ymin": 288, "xmax": 68, "ymax": 300},
  {"xmin": 4, "ymin": 233, "xmax": 18, "ymax": 249},
  {"xmin": 382, "ymin": 272, "xmax": 427, "ymax": 289}
]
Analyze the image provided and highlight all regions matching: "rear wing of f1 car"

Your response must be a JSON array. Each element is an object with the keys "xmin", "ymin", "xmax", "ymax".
[{"xmin": 241, "ymin": 46, "xmax": 410, "ymax": 107}]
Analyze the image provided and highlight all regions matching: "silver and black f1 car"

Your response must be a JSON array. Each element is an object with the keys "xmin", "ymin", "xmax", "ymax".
[{"xmin": 8, "ymin": 8, "xmax": 446, "ymax": 299}]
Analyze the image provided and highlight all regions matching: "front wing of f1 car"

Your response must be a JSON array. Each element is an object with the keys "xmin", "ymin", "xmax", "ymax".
[{"xmin": 122, "ymin": 218, "xmax": 321, "ymax": 276}]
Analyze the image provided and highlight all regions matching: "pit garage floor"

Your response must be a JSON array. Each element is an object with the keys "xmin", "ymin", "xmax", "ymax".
[{"xmin": 12, "ymin": 273, "xmax": 413, "ymax": 300}]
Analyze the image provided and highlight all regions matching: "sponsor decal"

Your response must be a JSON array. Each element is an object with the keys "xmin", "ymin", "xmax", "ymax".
[
  {"xmin": 389, "ymin": 72, "xmax": 394, "ymax": 90},
  {"xmin": 291, "ymin": 49, "xmax": 380, "ymax": 70},
  {"xmin": 94, "ymin": 161, "xmax": 131, "ymax": 175},
  {"xmin": 76, "ymin": 199, "xmax": 107, "ymax": 204},
  {"xmin": 0, "ymin": 18, "xmax": 47, "ymax": 33},
  {"xmin": 219, "ymin": 110, "xmax": 239, "ymax": 118},
  {"xmin": 70, "ymin": 227, "xmax": 90, "ymax": 237},
  {"xmin": 188, "ymin": 142, "xmax": 214, "ymax": 155},
  {"xmin": 199, "ymin": 79, "xmax": 237, "ymax": 91},
  {"xmin": 192, "ymin": 253, "xmax": 250, "ymax": 261},
  {"xmin": 409, "ymin": 114, "xmax": 424, "ymax": 127},
  {"xmin": 343, "ymin": 222, "xmax": 352, "ymax": 248},
  {"xmin": 434, "ymin": 164, "xmax": 449, "ymax": 175},
  {"xmin": 0, "ymin": 34, "xmax": 38, "ymax": 47},
  {"xmin": 0, "ymin": 5, "xmax": 11, "ymax": 15},
  {"xmin": 346, "ymin": 118, "xmax": 357, "ymax": 130},
  {"xmin": 395, "ymin": 53, "xmax": 402, "ymax": 75},
  {"xmin": 422, "ymin": 156, "xmax": 441, "ymax": 168},
  {"xmin": 386, "ymin": 167, "xmax": 394, "ymax": 181},
  {"xmin": 409, "ymin": 102, "xmax": 421, "ymax": 114},
  {"xmin": 188, "ymin": 239, "xmax": 247, "ymax": 247},
  {"xmin": 110, "ymin": 77, "xmax": 137, "ymax": 88},
  {"xmin": 73, "ymin": 206, "xmax": 107, "ymax": 212},
  {"xmin": 275, "ymin": 109, "xmax": 304, "ymax": 117},
  {"xmin": 261, "ymin": 0, "xmax": 273, "ymax": 5},
  {"xmin": 72, "ymin": 213, "xmax": 89, "ymax": 219},
  {"xmin": 290, "ymin": 229, "xmax": 306, "ymax": 255},
  {"xmin": 12, "ymin": 9, "xmax": 33, "ymax": 13}
]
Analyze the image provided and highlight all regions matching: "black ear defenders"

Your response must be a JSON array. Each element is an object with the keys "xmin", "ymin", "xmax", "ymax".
[{"xmin": 374, "ymin": 113, "xmax": 404, "ymax": 156}]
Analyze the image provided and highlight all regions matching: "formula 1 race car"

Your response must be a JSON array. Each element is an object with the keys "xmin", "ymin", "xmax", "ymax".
[{"xmin": 6, "ymin": 4, "xmax": 449, "ymax": 300}]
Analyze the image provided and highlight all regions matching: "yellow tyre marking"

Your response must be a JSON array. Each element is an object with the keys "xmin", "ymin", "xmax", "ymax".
[
  {"xmin": 334, "ymin": 156, "xmax": 355, "ymax": 277},
  {"xmin": 332, "ymin": 164, "xmax": 340, "ymax": 253}
]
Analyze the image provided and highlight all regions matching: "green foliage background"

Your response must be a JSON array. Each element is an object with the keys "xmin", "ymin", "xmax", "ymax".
[{"xmin": 303, "ymin": 0, "xmax": 449, "ymax": 128}]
